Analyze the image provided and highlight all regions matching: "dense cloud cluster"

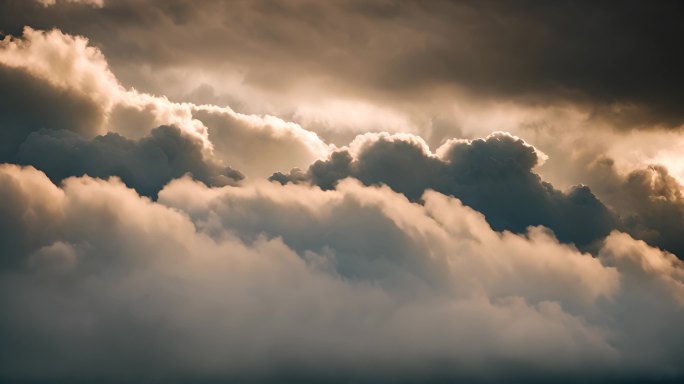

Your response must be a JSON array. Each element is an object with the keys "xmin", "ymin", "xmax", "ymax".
[
  {"xmin": 2, "ymin": 4, "xmax": 684, "ymax": 383},
  {"xmin": 15, "ymin": 126, "xmax": 243, "ymax": 197},
  {"xmin": 579, "ymin": 159, "xmax": 684, "ymax": 260},
  {"xmin": 272, "ymin": 132, "xmax": 618, "ymax": 249},
  {"xmin": 0, "ymin": 27, "xmax": 330, "ymax": 195}
]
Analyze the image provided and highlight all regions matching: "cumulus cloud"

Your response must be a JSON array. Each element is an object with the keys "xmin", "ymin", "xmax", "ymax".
[
  {"xmin": 0, "ymin": 27, "xmax": 209, "ymax": 147},
  {"xmin": 36, "ymin": 0, "xmax": 104, "ymax": 7},
  {"xmin": 272, "ymin": 132, "xmax": 617, "ymax": 249},
  {"xmin": 576, "ymin": 159, "xmax": 684, "ymax": 260},
  {"xmin": 0, "ymin": 27, "xmax": 330, "ymax": 179},
  {"xmin": 192, "ymin": 105, "xmax": 330, "ymax": 177},
  {"xmin": 14, "ymin": 125, "xmax": 243, "ymax": 197},
  {"xmin": 2, "ymin": 7, "xmax": 684, "ymax": 383},
  {"xmin": 0, "ymin": 165, "xmax": 683, "ymax": 382}
]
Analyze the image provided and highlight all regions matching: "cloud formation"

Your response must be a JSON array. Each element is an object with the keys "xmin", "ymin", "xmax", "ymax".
[
  {"xmin": 1, "ymin": 164, "xmax": 683, "ymax": 382},
  {"xmin": 2, "ymin": 6, "xmax": 684, "ymax": 383},
  {"xmin": 0, "ymin": 27, "xmax": 330, "ymax": 181},
  {"xmin": 577, "ymin": 159, "xmax": 684, "ymax": 261},
  {"xmin": 14, "ymin": 125, "xmax": 243, "ymax": 197},
  {"xmin": 272, "ymin": 132, "xmax": 617, "ymax": 250},
  {"xmin": 2, "ymin": 0, "xmax": 682, "ymax": 130},
  {"xmin": 36, "ymin": 0, "xmax": 104, "ymax": 7}
]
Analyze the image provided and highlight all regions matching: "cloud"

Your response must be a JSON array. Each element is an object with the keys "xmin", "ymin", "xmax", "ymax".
[
  {"xmin": 2, "ymin": 0, "xmax": 682, "ymax": 128},
  {"xmin": 192, "ymin": 105, "xmax": 331, "ymax": 177},
  {"xmin": 0, "ymin": 63, "xmax": 104, "ymax": 158},
  {"xmin": 1, "ymin": 10, "xmax": 684, "ymax": 384},
  {"xmin": 0, "ymin": 164, "xmax": 683, "ymax": 382},
  {"xmin": 272, "ymin": 131, "xmax": 618, "ymax": 249},
  {"xmin": 14, "ymin": 125, "xmax": 243, "ymax": 197},
  {"xmin": 0, "ymin": 27, "xmax": 331, "ymax": 179},
  {"xmin": 0, "ymin": 26, "xmax": 209, "ymax": 146},
  {"xmin": 576, "ymin": 159, "xmax": 684, "ymax": 260},
  {"xmin": 36, "ymin": 0, "xmax": 104, "ymax": 7}
]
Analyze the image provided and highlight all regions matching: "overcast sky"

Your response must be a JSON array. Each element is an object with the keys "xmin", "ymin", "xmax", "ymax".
[{"xmin": 1, "ymin": 1, "xmax": 684, "ymax": 383}]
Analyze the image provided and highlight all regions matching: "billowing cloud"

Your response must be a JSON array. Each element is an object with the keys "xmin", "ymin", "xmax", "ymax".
[
  {"xmin": 0, "ymin": 27, "xmax": 330, "ymax": 180},
  {"xmin": 578, "ymin": 159, "xmax": 684, "ymax": 260},
  {"xmin": 2, "ymin": 4, "xmax": 684, "ymax": 383},
  {"xmin": 0, "ymin": 164, "xmax": 683, "ymax": 382},
  {"xmin": 14, "ymin": 125, "xmax": 243, "ymax": 197},
  {"xmin": 273, "ymin": 132, "xmax": 617, "ymax": 250},
  {"xmin": 36, "ymin": 0, "xmax": 104, "ymax": 7}
]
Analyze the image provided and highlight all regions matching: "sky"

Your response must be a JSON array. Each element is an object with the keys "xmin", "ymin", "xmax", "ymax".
[{"xmin": 1, "ymin": 0, "xmax": 684, "ymax": 382}]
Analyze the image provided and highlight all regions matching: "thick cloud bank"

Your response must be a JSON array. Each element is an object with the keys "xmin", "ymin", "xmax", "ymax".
[
  {"xmin": 2, "ymin": 0, "xmax": 682, "ymax": 128},
  {"xmin": 0, "ymin": 164, "xmax": 683, "ymax": 383},
  {"xmin": 2, "ymin": 10, "xmax": 684, "ymax": 384}
]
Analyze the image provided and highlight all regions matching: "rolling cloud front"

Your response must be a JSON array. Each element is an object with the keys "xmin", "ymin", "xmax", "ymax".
[{"xmin": 1, "ymin": 1, "xmax": 684, "ymax": 383}]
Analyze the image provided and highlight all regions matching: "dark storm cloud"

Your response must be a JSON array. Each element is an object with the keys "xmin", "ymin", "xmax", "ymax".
[
  {"xmin": 1, "ymin": 0, "xmax": 683, "ymax": 126},
  {"xmin": 272, "ymin": 132, "xmax": 618, "ymax": 249},
  {"xmin": 12, "ymin": 125, "xmax": 243, "ymax": 198}
]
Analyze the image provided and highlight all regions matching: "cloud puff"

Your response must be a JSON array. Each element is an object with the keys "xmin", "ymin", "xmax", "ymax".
[
  {"xmin": 192, "ymin": 105, "xmax": 331, "ymax": 177},
  {"xmin": 578, "ymin": 159, "xmax": 684, "ymax": 260},
  {"xmin": 272, "ymin": 132, "xmax": 617, "ymax": 249},
  {"xmin": 14, "ymin": 125, "xmax": 243, "ymax": 197},
  {"xmin": 0, "ymin": 27, "xmax": 330, "ymax": 178},
  {"xmin": 0, "ymin": 164, "xmax": 683, "ymax": 382}
]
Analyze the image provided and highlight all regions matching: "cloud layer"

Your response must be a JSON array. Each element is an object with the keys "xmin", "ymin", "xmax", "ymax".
[
  {"xmin": 1, "ymin": 7, "xmax": 684, "ymax": 383},
  {"xmin": 2, "ymin": 0, "xmax": 682, "ymax": 131},
  {"xmin": 1, "ymin": 164, "xmax": 684, "ymax": 382}
]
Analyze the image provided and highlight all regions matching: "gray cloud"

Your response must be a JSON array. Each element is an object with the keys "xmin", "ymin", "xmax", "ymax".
[
  {"xmin": 272, "ymin": 132, "xmax": 618, "ymax": 250},
  {"xmin": 0, "ymin": 64, "xmax": 104, "ymax": 158},
  {"xmin": 575, "ymin": 159, "xmax": 684, "ymax": 261},
  {"xmin": 2, "ymin": 7, "xmax": 684, "ymax": 383},
  {"xmin": 14, "ymin": 125, "xmax": 243, "ymax": 197},
  {"xmin": 1, "ymin": 0, "xmax": 682, "ymax": 128}
]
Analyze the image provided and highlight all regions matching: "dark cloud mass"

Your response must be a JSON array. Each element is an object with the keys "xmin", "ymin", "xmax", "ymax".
[
  {"xmin": 0, "ymin": 56, "xmax": 243, "ymax": 197},
  {"xmin": 0, "ymin": 64, "xmax": 103, "ymax": 158},
  {"xmin": 2, "ymin": 2, "xmax": 684, "ymax": 383},
  {"xmin": 14, "ymin": 126, "xmax": 243, "ymax": 197},
  {"xmin": 0, "ymin": 0, "xmax": 682, "ymax": 127},
  {"xmin": 581, "ymin": 159, "xmax": 684, "ymax": 260},
  {"xmin": 272, "ymin": 132, "xmax": 618, "ymax": 249}
]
